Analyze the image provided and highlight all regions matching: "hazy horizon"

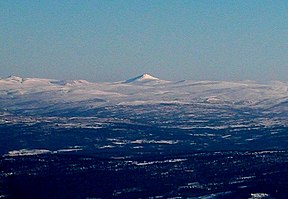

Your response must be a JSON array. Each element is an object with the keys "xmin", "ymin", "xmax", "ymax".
[{"xmin": 1, "ymin": 1, "xmax": 287, "ymax": 82}]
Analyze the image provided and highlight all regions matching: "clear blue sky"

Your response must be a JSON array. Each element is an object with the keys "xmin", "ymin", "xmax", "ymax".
[{"xmin": 1, "ymin": 1, "xmax": 287, "ymax": 82}]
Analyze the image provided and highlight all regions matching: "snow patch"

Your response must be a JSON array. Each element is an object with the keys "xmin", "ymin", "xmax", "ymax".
[
  {"xmin": 3, "ymin": 149, "xmax": 52, "ymax": 157},
  {"xmin": 131, "ymin": 158, "xmax": 187, "ymax": 166}
]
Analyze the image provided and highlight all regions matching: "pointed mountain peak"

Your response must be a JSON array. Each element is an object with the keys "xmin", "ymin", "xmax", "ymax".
[
  {"xmin": 140, "ymin": 73, "xmax": 160, "ymax": 80},
  {"xmin": 124, "ymin": 73, "xmax": 160, "ymax": 83}
]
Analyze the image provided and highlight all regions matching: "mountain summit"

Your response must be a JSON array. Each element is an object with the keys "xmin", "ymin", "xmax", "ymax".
[
  {"xmin": 5, "ymin": 75, "xmax": 24, "ymax": 83},
  {"xmin": 124, "ymin": 74, "xmax": 160, "ymax": 83}
]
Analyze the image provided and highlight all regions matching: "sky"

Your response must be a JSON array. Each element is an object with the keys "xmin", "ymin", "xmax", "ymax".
[{"xmin": 1, "ymin": 1, "xmax": 287, "ymax": 82}]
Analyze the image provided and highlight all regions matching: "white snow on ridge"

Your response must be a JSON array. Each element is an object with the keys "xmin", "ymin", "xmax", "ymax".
[
  {"xmin": 0, "ymin": 74, "xmax": 287, "ymax": 114},
  {"xmin": 50, "ymin": 79, "xmax": 91, "ymax": 86}
]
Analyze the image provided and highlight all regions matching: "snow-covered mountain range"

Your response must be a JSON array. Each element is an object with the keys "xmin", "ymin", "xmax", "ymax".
[{"xmin": 0, "ymin": 74, "xmax": 287, "ymax": 114}]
